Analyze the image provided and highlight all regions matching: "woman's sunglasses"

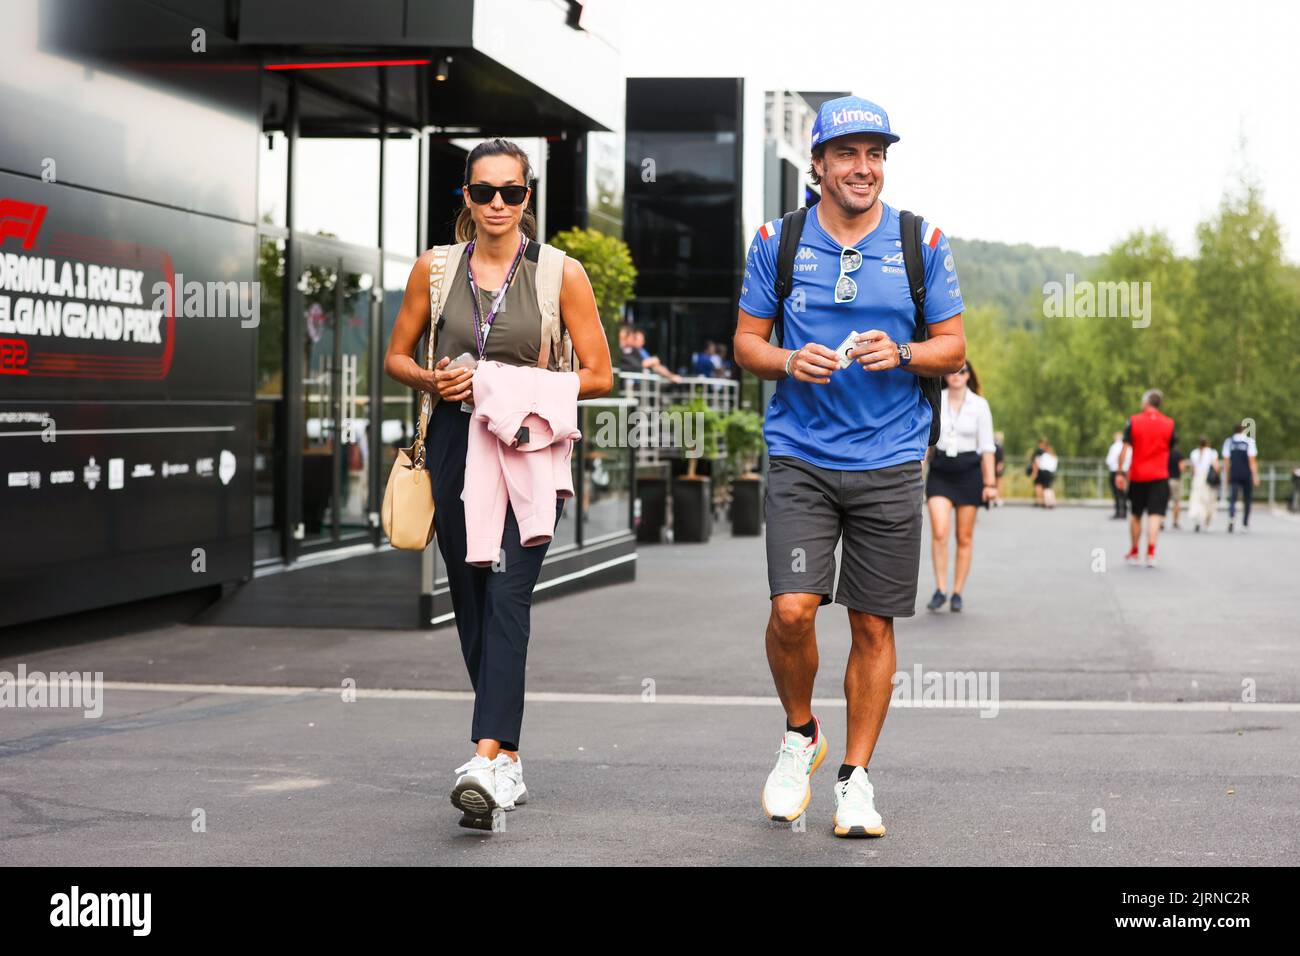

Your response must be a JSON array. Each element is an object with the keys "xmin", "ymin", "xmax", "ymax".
[{"xmin": 465, "ymin": 183, "xmax": 529, "ymax": 205}]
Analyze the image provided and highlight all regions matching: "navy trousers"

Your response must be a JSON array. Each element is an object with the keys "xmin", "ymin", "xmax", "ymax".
[
  {"xmin": 1228, "ymin": 479, "xmax": 1253, "ymax": 526},
  {"xmin": 427, "ymin": 398, "xmax": 562, "ymax": 749}
]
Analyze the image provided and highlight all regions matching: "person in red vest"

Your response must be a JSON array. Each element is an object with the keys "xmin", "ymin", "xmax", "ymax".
[{"xmin": 1116, "ymin": 389, "xmax": 1177, "ymax": 567}]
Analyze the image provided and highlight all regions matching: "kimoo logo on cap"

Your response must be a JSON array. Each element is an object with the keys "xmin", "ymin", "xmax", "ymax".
[{"xmin": 811, "ymin": 95, "xmax": 900, "ymax": 148}]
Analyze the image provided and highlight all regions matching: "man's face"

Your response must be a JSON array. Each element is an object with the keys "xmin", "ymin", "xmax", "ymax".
[{"xmin": 814, "ymin": 134, "xmax": 887, "ymax": 216}]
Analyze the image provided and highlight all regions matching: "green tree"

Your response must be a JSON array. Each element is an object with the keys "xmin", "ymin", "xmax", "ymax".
[{"xmin": 548, "ymin": 227, "xmax": 637, "ymax": 350}]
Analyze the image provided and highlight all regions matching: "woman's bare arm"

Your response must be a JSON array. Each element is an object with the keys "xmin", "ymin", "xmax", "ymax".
[
  {"xmin": 383, "ymin": 250, "xmax": 473, "ymax": 403},
  {"xmin": 558, "ymin": 256, "xmax": 613, "ymax": 399}
]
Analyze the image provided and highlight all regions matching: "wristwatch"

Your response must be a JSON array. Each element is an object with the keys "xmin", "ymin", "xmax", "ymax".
[{"xmin": 898, "ymin": 343, "xmax": 912, "ymax": 366}]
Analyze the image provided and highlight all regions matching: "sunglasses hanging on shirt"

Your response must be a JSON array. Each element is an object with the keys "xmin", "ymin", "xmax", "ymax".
[{"xmin": 835, "ymin": 246, "xmax": 863, "ymax": 303}]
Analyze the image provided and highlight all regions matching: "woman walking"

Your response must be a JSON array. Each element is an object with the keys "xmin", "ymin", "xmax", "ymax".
[
  {"xmin": 1187, "ymin": 435, "xmax": 1221, "ymax": 532},
  {"xmin": 384, "ymin": 139, "xmax": 612, "ymax": 830},
  {"xmin": 1031, "ymin": 441, "xmax": 1059, "ymax": 509},
  {"xmin": 924, "ymin": 362, "xmax": 998, "ymax": 613}
]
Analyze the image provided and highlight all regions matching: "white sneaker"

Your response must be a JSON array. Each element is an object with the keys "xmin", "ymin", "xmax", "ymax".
[
  {"xmin": 1146, "ymin": 552, "xmax": 1157, "ymax": 568},
  {"xmin": 832, "ymin": 766, "xmax": 886, "ymax": 838},
  {"xmin": 451, "ymin": 755, "xmax": 500, "ymax": 828},
  {"xmin": 761, "ymin": 717, "xmax": 828, "ymax": 823},
  {"xmin": 493, "ymin": 754, "xmax": 527, "ymax": 810}
]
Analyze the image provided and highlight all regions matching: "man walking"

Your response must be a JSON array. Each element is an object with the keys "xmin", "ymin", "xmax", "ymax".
[
  {"xmin": 1223, "ymin": 422, "xmax": 1260, "ymax": 533},
  {"xmin": 734, "ymin": 95, "xmax": 966, "ymax": 838},
  {"xmin": 1117, "ymin": 389, "xmax": 1176, "ymax": 567},
  {"xmin": 1105, "ymin": 430, "xmax": 1128, "ymax": 519}
]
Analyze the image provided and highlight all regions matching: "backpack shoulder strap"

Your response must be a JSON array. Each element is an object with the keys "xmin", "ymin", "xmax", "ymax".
[
  {"xmin": 898, "ymin": 210, "xmax": 926, "ymax": 336},
  {"xmin": 418, "ymin": 241, "xmax": 464, "ymax": 421},
  {"xmin": 427, "ymin": 241, "xmax": 467, "ymax": 355},
  {"xmin": 533, "ymin": 241, "xmax": 571, "ymax": 371},
  {"xmin": 771, "ymin": 207, "xmax": 808, "ymax": 347},
  {"xmin": 898, "ymin": 210, "xmax": 943, "ymax": 447}
]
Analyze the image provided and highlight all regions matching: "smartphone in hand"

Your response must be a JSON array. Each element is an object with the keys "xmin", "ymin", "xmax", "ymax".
[{"xmin": 834, "ymin": 331, "xmax": 860, "ymax": 370}]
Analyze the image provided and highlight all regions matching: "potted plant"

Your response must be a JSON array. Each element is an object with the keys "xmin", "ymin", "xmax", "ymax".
[
  {"xmin": 635, "ymin": 464, "xmax": 670, "ymax": 543},
  {"xmin": 664, "ymin": 398, "xmax": 723, "ymax": 543},
  {"xmin": 724, "ymin": 408, "xmax": 765, "ymax": 535}
]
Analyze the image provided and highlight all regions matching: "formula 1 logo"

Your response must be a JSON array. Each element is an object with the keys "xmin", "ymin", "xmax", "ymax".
[
  {"xmin": 0, "ymin": 199, "xmax": 47, "ymax": 250},
  {"xmin": 0, "ymin": 195, "xmax": 175, "ymax": 380}
]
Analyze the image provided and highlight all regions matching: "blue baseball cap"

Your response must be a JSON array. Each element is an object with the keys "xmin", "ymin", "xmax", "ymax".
[{"xmin": 810, "ymin": 95, "xmax": 899, "ymax": 149}]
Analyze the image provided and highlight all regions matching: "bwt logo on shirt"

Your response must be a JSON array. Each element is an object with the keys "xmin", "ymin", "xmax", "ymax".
[{"xmin": 831, "ymin": 108, "xmax": 884, "ymax": 127}]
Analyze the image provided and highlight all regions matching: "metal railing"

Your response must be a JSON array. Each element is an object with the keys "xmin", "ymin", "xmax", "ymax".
[
  {"xmin": 1003, "ymin": 457, "xmax": 1300, "ymax": 506},
  {"xmin": 617, "ymin": 371, "xmax": 740, "ymax": 468}
]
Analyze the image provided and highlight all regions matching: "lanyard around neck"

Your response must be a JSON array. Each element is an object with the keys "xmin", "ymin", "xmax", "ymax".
[{"xmin": 465, "ymin": 235, "xmax": 527, "ymax": 358}]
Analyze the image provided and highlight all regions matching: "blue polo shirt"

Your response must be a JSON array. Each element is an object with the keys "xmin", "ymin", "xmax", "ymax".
[{"xmin": 739, "ymin": 201, "xmax": 963, "ymax": 470}]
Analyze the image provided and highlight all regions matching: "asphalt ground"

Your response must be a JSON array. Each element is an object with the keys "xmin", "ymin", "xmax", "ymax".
[{"xmin": 2, "ymin": 505, "xmax": 1297, "ymax": 865}]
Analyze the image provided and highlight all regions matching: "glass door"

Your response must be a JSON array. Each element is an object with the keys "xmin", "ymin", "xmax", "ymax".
[
  {"xmin": 292, "ymin": 242, "xmax": 377, "ymax": 554},
  {"xmin": 337, "ymin": 263, "xmax": 375, "ymax": 541}
]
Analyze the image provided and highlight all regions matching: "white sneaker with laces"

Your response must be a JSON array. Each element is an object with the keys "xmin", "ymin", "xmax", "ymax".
[
  {"xmin": 493, "ymin": 753, "xmax": 527, "ymax": 810},
  {"xmin": 833, "ymin": 766, "xmax": 886, "ymax": 838},
  {"xmin": 450, "ymin": 755, "xmax": 500, "ymax": 826},
  {"xmin": 761, "ymin": 717, "xmax": 828, "ymax": 822}
]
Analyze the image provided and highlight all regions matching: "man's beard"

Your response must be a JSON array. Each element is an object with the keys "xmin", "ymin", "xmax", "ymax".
[{"xmin": 830, "ymin": 179, "xmax": 878, "ymax": 215}]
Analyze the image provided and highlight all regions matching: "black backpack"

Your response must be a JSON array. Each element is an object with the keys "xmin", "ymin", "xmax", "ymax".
[{"xmin": 773, "ymin": 206, "xmax": 943, "ymax": 447}]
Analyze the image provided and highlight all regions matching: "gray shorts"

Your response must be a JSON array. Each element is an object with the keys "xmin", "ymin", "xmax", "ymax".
[{"xmin": 765, "ymin": 455, "xmax": 924, "ymax": 617}]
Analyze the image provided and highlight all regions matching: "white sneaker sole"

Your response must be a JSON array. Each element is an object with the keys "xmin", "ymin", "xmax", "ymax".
[
  {"xmin": 833, "ymin": 813, "xmax": 886, "ymax": 838},
  {"xmin": 451, "ymin": 778, "xmax": 500, "ymax": 824}
]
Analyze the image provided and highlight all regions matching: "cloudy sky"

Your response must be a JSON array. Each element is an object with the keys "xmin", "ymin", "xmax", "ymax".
[{"xmin": 621, "ymin": 0, "xmax": 1300, "ymax": 261}]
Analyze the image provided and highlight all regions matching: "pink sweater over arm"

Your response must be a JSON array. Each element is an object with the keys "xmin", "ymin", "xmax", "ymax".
[{"xmin": 462, "ymin": 361, "xmax": 581, "ymax": 566}]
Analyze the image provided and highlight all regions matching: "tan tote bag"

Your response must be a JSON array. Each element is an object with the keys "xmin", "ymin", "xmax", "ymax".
[{"xmin": 381, "ymin": 244, "xmax": 460, "ymax": 549}]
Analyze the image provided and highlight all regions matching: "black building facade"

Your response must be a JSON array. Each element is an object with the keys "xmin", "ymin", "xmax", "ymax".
[
  {"xmin": 0, "ymin": 0, "xmax": 632, "ymax": 628},
  {"xmin": 623, "ymin": 77, "xmax": 745, "ymax": 376}
]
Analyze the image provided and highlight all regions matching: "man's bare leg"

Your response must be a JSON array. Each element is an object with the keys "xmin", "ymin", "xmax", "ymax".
[
  {"xmin": 766, "ymin": 592, "xmax": 822, "ymax": 725},
  {"xmin": 844, "ymin": 610, "xmax": 896, "ymax": 767}
]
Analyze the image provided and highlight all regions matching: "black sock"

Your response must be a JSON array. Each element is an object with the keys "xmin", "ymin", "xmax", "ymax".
[
  {"xmin": 838, "ymin": 763, "xmax": 866, "ymax": 782},
  {"xmin": 786, "ymin": 717, "xmax": 816, "ymax": 740}
]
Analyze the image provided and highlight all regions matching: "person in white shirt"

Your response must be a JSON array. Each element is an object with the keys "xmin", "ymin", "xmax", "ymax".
[
  {"xmin": 1222, "ymin": 423, "xmax": 1260, "ymax": 533},
  {"xmin": 1031, "ymin": 441, "xmax": 1059, "ymax": 509},
  {"xmin": 924, "ymin": 363, "xmax": 997, "ymax": 613},
  {"xmin": 1105, "ymin": 430, "xmax": 1128, "ymax": 519},
  {"xmin": 1187, "ymin": 435, "xmax": 1220, "ymax": 532}
]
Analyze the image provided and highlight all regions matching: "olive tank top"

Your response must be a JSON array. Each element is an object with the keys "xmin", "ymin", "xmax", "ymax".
[{"xmin": 437, "ymin": 239, "xmax": 557, "ymax": 371}]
